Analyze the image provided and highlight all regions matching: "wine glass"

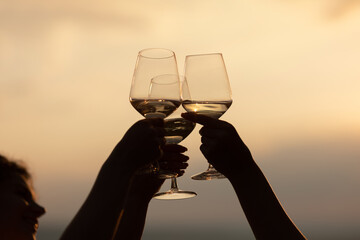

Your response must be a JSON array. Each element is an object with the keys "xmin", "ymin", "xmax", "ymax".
[
  {"xmin": 183, "ymin": 53, "xmax": 232, "ymax": 180},
  {"xmin": 129, "ymin": 48, "xmax": 180, "ymax": 177},
  {"xmin": 153, "ymin": 75, "xmax": 197, "ymax": 200}
]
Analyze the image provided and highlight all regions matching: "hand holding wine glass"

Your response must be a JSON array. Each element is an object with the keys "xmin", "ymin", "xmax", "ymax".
[
  {"xmin": 181, "ymin": 112, "xmax": 253, "ymax": 179},
  {"xmin": 183, "ymin": 53, "xmax": 232, "ymax": 180}
]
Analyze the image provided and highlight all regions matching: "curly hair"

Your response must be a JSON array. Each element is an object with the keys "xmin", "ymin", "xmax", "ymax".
[{"xmin": 0, "ymin": 154, "xmax": 30, "ymax": 182}]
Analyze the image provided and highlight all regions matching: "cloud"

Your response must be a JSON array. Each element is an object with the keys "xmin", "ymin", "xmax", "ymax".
[{"xmin": 326, "ymin": 0, "xmax": 360, "ymax": 19}]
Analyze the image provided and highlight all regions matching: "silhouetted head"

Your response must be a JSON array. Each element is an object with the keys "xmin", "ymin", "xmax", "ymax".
[{"xmin": 0, "ymin": 154, "xmax": 46, "ymax": 240}]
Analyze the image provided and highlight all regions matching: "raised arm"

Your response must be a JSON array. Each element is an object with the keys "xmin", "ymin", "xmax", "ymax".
[
  {"xmin": 182, "ymin": 112, "xmax": 306, "ymax": 240},
  {"xmin": 114, "ymin": 144, "xmax": 189, "ymax": 240},
  {"xmin": 60, "ymin": 118, "xmax": 164, "ymax": 240}
]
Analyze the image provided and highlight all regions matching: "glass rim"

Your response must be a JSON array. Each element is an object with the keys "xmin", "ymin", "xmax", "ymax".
[
  {"xmin": 139, "ymin": 48, "xmax": 175, "ymax": 59},
  {"xmin": 185, "ymin": 52, "xmax": 223, "ymax": 58}
]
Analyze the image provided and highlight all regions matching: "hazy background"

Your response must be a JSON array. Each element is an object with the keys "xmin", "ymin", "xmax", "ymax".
[{"xmin": 1, "ymin": 0, "xmax": 360, "ymax": 239}]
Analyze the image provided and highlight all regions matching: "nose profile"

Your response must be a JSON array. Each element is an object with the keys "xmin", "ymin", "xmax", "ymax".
[{"xmin": 31, "ymin": 201, "xmax": 46, "ymax": 218}]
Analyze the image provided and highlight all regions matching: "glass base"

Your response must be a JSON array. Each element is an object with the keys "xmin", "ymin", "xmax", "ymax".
[
  {"xmin": 153, "ymin": 189, "xmax": 197, "ymax": 200},
  {"xmin": 191, "ymin": 168, "xmax": 226, "ymax": 180}
]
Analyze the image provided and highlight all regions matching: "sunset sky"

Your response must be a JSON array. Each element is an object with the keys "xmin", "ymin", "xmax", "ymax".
[{"xmin": 1, "ymin": 0, "xmax": 360, "ymax": 239}]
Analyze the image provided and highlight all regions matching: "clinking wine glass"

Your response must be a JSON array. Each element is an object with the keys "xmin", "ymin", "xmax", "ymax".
[
  {"xmin": 183, "ymin": 53, "xmax": 232, "ymax": 180},
  {"xmin": 129, "ymin": 48, "xmax": 181, "ymax": 178},
  {"xmin": 153, "ymin": 75, "xmax": 197, "ymax": 200}
]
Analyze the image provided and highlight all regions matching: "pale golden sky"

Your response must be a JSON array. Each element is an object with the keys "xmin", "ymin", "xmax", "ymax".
[{"xmin": 1, "ymin": 0, "xmax": 360, "ymax": 239}]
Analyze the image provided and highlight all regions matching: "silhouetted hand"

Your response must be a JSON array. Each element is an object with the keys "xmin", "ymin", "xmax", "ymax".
[
  {"xmin": 129, "ymin": 144, "xmax": 189, "ymax": 200},
  {"xmin": 181, "ymin": 112, "xmax": 253, "ymax": 178},
  {"xmin": 159, "ymin": 144, "xmax": 189, "ymax": 177},
  {"xmin": 106, "ymin": 118, "xmax": 165, "ymax": 173}
]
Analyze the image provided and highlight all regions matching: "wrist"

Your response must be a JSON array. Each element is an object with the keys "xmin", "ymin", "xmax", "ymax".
[
  {"xmin": 105, "ymin": 141, "xmax": 150, "ymax": 174},
  {"xmin": 126, "ymin": 193, "xmax": 153, "ymax": 205},
  {"xmin": 225, "ymin": 157, "xmax": 257, "ymax": 181},
  {"xmin": 127, "ymin": 176, "xmax": 164, "ymax": 201},
  {"xmin": 95, "ymin": 160, "xmax": 135, "ymax": 192}
]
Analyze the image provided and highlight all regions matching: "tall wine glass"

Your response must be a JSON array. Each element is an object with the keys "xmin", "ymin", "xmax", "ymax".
[
  {"xmin": 183, "ymin": 53, "xmax": 232, "ymax": 180},
  {"xmin": 153, "ymin": 75, "xmax": 197, "ymax": 200},
  {"xmin": 129, "ymin": 48, "xmax": 180, "ymax": 177}
]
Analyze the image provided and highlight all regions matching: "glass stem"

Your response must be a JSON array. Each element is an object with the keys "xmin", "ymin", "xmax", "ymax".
[
  {"xmin": 170, "ymin": 177, "xmax": 179, "ymax": 191},
  {"xmin": 208, "ymin": 164, "xmax": 216, "ymax": 171}
]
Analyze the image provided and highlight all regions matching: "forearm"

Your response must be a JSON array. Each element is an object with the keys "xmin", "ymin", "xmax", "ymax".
[
  {"xmin": 113, "ymin": 195, "xmax": 152, "ymax": 240},
  {"xmin": 228, "ymin": 159, "xmax": 306, "ymax": 240},
  {"xmin": 114, "ymin": 175, "xmax": 163, "ymax": 240},
  {"xmin": 60, "ymin": 163, "xmax": 134, "ymax": 240}
]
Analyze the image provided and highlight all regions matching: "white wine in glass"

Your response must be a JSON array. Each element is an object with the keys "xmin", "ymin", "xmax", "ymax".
[
  {"xmin": 182, "ymin": 100, "xmax": 232, "ymax": 119},
  {"xmin": 129, "ymin": 48, "xmax": 180, "ymax": 177},
  {"xmin": 130, "ymin": 99, "xmax": 180, "ymax": 119},
  {"xmin": 183, "ymin": 53, "xmax": 232, "ymax": 180}
]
